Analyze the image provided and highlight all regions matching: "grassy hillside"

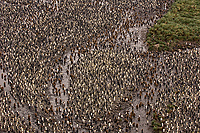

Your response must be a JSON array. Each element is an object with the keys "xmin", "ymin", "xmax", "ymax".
[{"xmin": 146, "ymin": 0, "xmax": 200, "ymax": 51}]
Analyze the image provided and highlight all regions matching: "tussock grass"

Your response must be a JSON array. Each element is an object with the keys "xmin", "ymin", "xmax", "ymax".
[{"xmin": 146, "ymin": 0, "xmax": 200, "ymax": 51}]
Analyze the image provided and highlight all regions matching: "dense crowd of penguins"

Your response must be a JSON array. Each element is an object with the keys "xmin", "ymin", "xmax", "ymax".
[
  {"xmin": 1, "ymin": 0, "xmax": 199, "ymax": 132},
  {"xmin": 68, "ymin": 47, "xmax": 200, "ymax": 132}
]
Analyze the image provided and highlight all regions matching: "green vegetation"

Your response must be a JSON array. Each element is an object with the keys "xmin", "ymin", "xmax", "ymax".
[
  {"xmin": 146, "ymin": 0, "xmax": 200, "ymax": 51},
  {"xmin": 167, "ymin": 104, "xmax": 174, "ymax": 109},
  {"xmin": 152, "ymin": 120, "xmax": 161, "ymax": 127},
  {"xmin": 151, "ymin": 113, "xmax": 164, "ymax": 132},
  {"xmin": 151, "ymin": 104, "xmax": 176, "ymax": 131}
]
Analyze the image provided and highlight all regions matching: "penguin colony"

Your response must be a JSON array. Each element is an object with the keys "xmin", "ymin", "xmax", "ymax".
[
  {"xmin": 1, "ymin": 0, "xmax": 199, "ymax": 132},
  {"xmin": 68, "ymin": 47, "xmax": 200, "ymax": 132}
]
